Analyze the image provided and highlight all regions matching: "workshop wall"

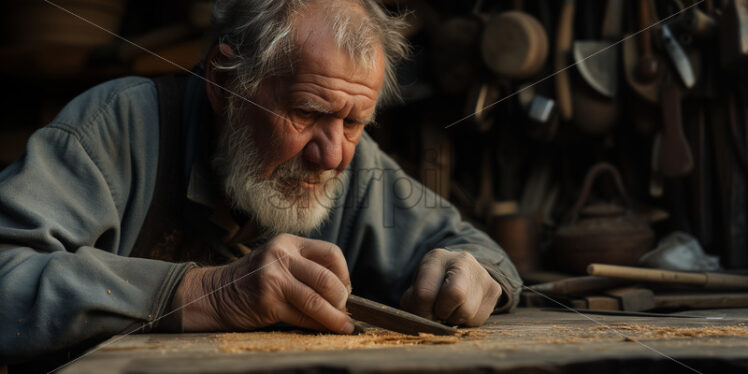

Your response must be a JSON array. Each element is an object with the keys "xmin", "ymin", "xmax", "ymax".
[{"xmin": 0, "ymin": 0, "xmax": 746, "ymax": 277}]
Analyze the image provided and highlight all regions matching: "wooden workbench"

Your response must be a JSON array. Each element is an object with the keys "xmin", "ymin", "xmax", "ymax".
[{"xmin": 60, "ymin": 308, "xmax": 748, "ymax": 373}]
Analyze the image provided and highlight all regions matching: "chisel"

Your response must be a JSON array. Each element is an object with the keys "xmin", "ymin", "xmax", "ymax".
[{"xmin": 346, "ymin": 295, "xmax": 458, "ymax": 336}]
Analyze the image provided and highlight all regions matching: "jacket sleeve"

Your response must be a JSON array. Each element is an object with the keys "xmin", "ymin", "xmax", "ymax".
[
  {"xmin": 331, "ymin": 133, "xmax": 522, "ymax": 312},
  {"xmin": 0, "ymin": 79, "xmax": 193, "ymax": 362}
]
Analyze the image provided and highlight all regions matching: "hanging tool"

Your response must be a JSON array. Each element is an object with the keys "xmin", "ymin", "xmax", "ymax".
[
  {"xmin": 573, "ymin": 0, "xmax": 623, "ymax": 98},
  {"xmin": 719, "ymin": 0, "xmax": 748, "ymax": 71},
  {"xmin": 660, "ymin": 24, "xmax": 696, "ymax": 89},
  {"xmin": 636, "ymin": 0, "xmax": 660, "ymax": 82},
  {"xmin": 623, "ymin": 0, "xmax": 663, "ymax": 103},
  {"xmin": 555, "ymin": 0, "xmax": 575, "ymax": 121},
  {"xmin": 659, "ymin": 79, "xmax": 694, "ymax": 177}
]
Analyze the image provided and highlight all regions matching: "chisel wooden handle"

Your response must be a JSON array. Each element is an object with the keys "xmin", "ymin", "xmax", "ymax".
[
  {"xmin": 346, "ymin": 295, "xmax": 458, "ymax": 336},
  {"xmin": 587, "ymin": 264, "xmax": 748, "ymax": 290}
]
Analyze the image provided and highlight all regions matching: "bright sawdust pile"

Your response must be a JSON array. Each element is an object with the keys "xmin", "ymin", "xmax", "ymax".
[{"xmin": 218, "ymin": 328, "xmax": 485, "ymax": 353}]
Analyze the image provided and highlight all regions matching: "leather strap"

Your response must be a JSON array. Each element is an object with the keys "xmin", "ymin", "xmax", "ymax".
[{"xmin": 130, "ymin": 75, "xmax": 189, "ymax": 261}]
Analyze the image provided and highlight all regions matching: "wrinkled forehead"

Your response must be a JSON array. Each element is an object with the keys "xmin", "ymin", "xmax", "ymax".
[{"xmin": 289, "ymin": 2, "xmax": 385, "ymax": 91}]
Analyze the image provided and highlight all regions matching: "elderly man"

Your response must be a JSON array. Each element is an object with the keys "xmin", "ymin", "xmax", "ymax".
[{"xmin": 0, "ymin": 0, "xmax": 521, "ymax": 364}]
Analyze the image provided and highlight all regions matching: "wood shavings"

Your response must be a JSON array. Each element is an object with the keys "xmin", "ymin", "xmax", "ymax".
[
  {"xmin": 597, "ymin": 324, "xmax": 748, "ymax": 339},
  {"xmin": 217, "ymin": 327, "xmax": 484, "ymax": 353},
  {"xmin": 479, "ymin": 323, "xmax": 748, "ymax": 348}
]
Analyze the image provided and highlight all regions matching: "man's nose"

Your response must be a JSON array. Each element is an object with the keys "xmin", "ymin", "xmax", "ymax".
[{"xmin": 302, "ymin": 118, "xmax": 343, "ymax": 170}]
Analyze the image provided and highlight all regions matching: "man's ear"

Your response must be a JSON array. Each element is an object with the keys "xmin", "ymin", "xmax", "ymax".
[{"xmin": 205, "ymin": 43, "xmax": 235, "ymax": 117}]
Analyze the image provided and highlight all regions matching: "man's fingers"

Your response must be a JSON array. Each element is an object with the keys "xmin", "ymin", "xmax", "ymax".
[
  {"xmin": 288, "ymin": 255, "xmax": 349, "ymax": 310},
  {"xmin": 433, "ymin": 267, "xmax": 471, "ymax": 321},
  {"xmin": 283, "ymin": 278, "xmax": 354, "ymax": 334},
  {"xmin": 278, "ymin": 305, "xmax": 328, "ymax": 332},
  {"xmin": 401, "ymin": 252, "xmax": 447, "ymax": 319},
  {"xmin": 445, "ymin": 292, "xmax": 482, "ymax": 326},
  {"xmin": 466, "ymin": 282, "xmax": 501, "ymax": 327},
  {"xmin": 298, "ymin": 238, "xmax": 351, "ymax": 291},
  {"xmin": 448, "ymin": 271, "xmax": 502, "ymax": 327}
]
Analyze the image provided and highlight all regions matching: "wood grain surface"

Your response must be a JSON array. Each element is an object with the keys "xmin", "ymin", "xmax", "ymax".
[{"xmin": 60, "ymin": 308, "xmax": 748, "ymax": 373}]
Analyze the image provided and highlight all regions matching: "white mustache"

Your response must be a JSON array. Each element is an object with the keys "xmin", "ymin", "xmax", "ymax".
[{"xmin": 270, "ymin": 158, "xmax": 338, "ymax": 191}]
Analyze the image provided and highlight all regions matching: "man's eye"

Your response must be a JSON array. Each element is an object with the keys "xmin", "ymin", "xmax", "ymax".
[
  {"xmin": 295, "ymin": 109, "xmax": 315, "ymax": 118},
  {"xmin": 344, "ymin": 118, "xmax": 362, "ymax": 127}
]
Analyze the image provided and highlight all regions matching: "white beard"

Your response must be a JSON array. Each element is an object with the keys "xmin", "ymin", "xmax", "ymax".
[{"xmin": 212, "ymin": 103, "xmax": 348, "ymax": 236}]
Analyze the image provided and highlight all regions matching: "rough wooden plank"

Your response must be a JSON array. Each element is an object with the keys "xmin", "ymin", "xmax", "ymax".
[{"xmin": 59, "ymin": 308, "xmax": 748, "ymax": 374}]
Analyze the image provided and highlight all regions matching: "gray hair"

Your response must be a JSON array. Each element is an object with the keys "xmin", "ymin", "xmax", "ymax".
[{"xmin": 211, "ymin": 0, "xmax": 410, "ymax": 105}]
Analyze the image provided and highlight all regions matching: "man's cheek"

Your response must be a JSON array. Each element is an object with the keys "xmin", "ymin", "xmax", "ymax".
[{"xmin": 338, "ymin": 142, "xmax": 358, "ymax": 171}]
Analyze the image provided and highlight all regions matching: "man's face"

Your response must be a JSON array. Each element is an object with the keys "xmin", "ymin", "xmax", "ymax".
[{"xmin": 215, "ymin": 6, "xmax": 385, "ymax": 235}]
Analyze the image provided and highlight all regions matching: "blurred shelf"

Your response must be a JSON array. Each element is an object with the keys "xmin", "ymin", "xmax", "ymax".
[
  {"xmin": 0, "ymin": 45, "xmax": 128, "ymax": 84},
  {"xmin": 0, "ymin": 37, "xmax": 205, "ymax": 84}
]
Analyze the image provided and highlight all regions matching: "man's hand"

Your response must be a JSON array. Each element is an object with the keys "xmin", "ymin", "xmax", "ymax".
[
  {"xmin": 400, "ymin": 249, "xmax": 502, "ymax": 327},
  {"xmin": 173, "ymin": 234, "xmax": 354, "ymax": 333}
]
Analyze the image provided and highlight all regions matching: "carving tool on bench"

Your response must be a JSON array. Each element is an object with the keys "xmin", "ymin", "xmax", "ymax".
[{"xmin": 346, "ymin": 295, "xmax": 458, "ymax": 336}]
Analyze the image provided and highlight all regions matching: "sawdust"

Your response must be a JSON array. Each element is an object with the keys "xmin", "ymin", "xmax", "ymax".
[
  {"xmin": 215, "ymin": 322, "xmax": 748, "ymax": 353},
  {"xmin": 218, "ymin": 328, "xmax": 485, "ymax": 353},
  {"xmin": 591, "ymin": 324, "xmax": 748, "ymax": 339},
  {"xmin": 484, "ymin": 323, "xmax": 748, "ymax": 347}
]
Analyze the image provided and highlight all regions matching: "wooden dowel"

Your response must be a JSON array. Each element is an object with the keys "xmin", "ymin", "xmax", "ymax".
[
  {"xmin": 587, "ymin": 264, "xmax": 748, "ymax": 290},
  {"xmin": 587, "ymin": 264, "xmax": 706, "ymax": 285}
]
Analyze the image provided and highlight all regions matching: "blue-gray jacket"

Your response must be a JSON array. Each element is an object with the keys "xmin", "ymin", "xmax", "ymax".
[{"xmin": 0, "ymin": 76, "xmax": 521, "ymax": 361}]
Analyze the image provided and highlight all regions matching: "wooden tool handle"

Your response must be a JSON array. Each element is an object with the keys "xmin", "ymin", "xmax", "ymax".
[
  {"xmin": 588, "ymin": 264, "xmax": 748, "ymax": 290},
  {"xmin": 346, "ymin": 295, "xmax": 458, "ymax": 336},
  {"xmin": 601, "ymin": 0, "xmax": 623, "ymax": 39},
  {"xmin": 555, "ymin": 0, "xmax": 574, "ymax": 121},
  {"xmin": 638, "ymin": 0, "xmax": 654, "ymax": 55},
  {"xmin": 636, "ymin": 0, "xmax": 659, "ymax": 81},
  {"xmin": 587, "ymin": 264, "xmax": 707, "ymax": 285},
  {"xmin": 704, "ymin": 273, "xmax": 748, "ymax": 289}
]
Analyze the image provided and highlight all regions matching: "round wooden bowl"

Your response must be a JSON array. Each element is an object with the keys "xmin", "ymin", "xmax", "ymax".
[{"xmin": 481, "ymin": 11, "xmax": 548, "ymax": 79}]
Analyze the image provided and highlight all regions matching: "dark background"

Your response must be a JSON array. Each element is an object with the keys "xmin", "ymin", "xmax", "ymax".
[{"xmin": 1, "ymin": 0, "xmax": 746, "ymax": 277}]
